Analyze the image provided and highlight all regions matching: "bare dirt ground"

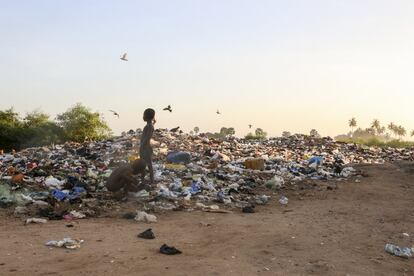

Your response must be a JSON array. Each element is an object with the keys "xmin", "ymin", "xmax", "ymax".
[{"xmin": 0, "ymin": 163, "xmax": 413, "ymax": 276}]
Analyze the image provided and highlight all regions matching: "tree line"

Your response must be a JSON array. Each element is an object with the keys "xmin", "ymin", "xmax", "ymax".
[
  {"xmin": 347, "ymin": 117, "xmax": 412, "ymax": 140},
  {"xmin": 0, "ymin": 103, "xmax": 111, "ymax": 152},
  {"xmin": 190, "ymin": 126, "xmax": 268, "ymax": 140}
]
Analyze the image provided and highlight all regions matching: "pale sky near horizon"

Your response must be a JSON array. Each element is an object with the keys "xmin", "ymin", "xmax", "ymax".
[{"xmin": 0, "ymin": 0, "xmax": 413, "ymax": 137}]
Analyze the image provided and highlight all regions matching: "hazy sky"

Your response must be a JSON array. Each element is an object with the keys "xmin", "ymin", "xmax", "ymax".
[{"xmin": 0, "ymin": 0, "xmax": 413, "ymax": 137}]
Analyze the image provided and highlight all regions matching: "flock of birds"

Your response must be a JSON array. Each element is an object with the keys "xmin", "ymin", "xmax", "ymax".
[{"xmin": 111, "ymin": 52, "xmax": 253, "ymax": 132}]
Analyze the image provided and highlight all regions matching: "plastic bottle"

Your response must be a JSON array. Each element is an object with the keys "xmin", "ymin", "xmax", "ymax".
[{"xmin": 385, "ymin": 244, "xmax": 412, "ymax": 258}]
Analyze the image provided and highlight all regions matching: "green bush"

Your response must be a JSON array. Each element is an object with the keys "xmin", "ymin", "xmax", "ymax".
[
  {"xmin": 20, "ymin": 111, "xmax": 64, "ymax": 148},
  {"xmin": 245, "ymin": 133, "xmax": 266, "ymax": 140},
  {"xmin": 56, "ymin": 103, "xmax": 111, "ymax": 142},
  {"xmin": 245, "ymin": 128, "xmax": 267, "ymax": 140},
  {"xmin": 0, "ymin": 108, "xmax": 25, "ymax": 151}
]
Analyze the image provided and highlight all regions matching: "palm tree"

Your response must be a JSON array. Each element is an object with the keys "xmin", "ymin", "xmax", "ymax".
[
  {"xmin": 397, "ymin": 126, "xmax": 406, "ymax": 140},
  {"xmin": 377, "ymin": 126, "xmax": 386, "ymax": 135},
  {"xmin": 392, "ymin": 128, "xmax": 400, "ymax": 139},
  {"xmin": 193, "ymin": 126, "xmax": 200, "ymax": 134},
  {"xmin": 388, "ymin": 122, "xmax": 396, "ymax": 138},
  {"xmin": 371, "ymin": 119, "xmax": 381, "ymax": 135},
  {"xmin": 348, "ymin": 118, "xmax": 357, "ymax": 134}
]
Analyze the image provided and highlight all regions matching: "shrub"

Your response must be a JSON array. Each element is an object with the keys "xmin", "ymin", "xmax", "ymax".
[{"xmin": 57, "ymin": 103, "xmax": 111, "ymax": 142}]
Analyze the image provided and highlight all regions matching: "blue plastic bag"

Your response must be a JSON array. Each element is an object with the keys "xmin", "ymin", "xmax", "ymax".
[
  {"xmin": 67, "ymin": 186, "xmax": 86, "ymax": 201},
  {"xmin": 52, "ymin": 186, "xmax": 86, "ymax": 202},
  {"xmin": 217, "ymin": 191, "xmax": 225, "ymax": 200},
  {"xmin": 167, "ymin": 152, "xmax": 191, "ymax": 164},
  {"xmin": 308, "ymin": 156, "xmax": 323, "ymax": 166},
  {"xmin": 190, "ymin": 181, "xmax": 201, "ymax": 194},
  {"xmin": 51, "ymin": 189, "xmax": 68, "ymax": 201}
]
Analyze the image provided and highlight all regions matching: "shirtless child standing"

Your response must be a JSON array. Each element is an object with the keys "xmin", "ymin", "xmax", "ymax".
[{"xmin": 140, "ymin": 108, "xmax": 155, "ymax": 184}]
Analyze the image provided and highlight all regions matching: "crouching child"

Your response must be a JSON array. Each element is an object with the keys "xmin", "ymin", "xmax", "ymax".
[{"xmin": 106, "ymin": 159, "xmax": 146, "ymax": 199}]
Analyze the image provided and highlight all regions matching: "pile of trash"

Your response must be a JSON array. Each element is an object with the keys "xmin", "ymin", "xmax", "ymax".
[{"xmin": 1, "ymin": 129, "xmax": 413, "ymax": 219}]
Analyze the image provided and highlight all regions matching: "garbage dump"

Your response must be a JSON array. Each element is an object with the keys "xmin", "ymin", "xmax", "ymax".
[{"xmin": 0, "ymin": 129, "xmax": 413, "ymax": 219}]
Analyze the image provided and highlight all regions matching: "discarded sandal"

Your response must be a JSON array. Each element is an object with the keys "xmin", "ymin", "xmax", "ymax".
[
  {"xmin": 138, "ymin": 228, "xmax": 155, "ymax": 239},
  {"xmin": 160, "ymin": 244, "xmax": 182, "ymax": 255}
]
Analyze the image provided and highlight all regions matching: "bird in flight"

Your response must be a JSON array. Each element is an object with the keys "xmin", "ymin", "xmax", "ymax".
[
  {"xmin": 163, "ymin": 105, "xmax": 172, "ymax": 112},
  {"xmin": 216, "ymin": 109, "xmax": 221, "ymax": 115},
  {"xmin": 249, "ymin": 124, "xmax": 252, "ymax": 129},
  {"xmin": 120, "ymin": 53, "xmax": 128, "ymax": 61},
  {"xmin": 109, "ymin": 110, "xmax": 120, "ymax": 118},
  {"xmin": 170, "ymin": 126, "xmax": 180, "ymax": 133}
]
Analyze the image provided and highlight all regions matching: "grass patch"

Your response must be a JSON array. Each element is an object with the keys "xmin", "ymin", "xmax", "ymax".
[
  {"xmin": 244, "ymin": 134, "xmax": 267, "ymax": 140},
  {"xmin": 336, "ymin": 137, "xmax": 414, "ymax": 148}
]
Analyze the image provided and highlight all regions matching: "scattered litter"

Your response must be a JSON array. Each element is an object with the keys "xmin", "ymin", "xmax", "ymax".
[
  {"xmin": 384, "ymin": 243, "xmax": 412, "ymax": 258},
  {"xmin": 25, "ymin": 218, "xmax": 48, "ymax": 224},
  {"xmin": 195, "ymin": 202, "xmax": 220, "ymax": 211},
  {"xmin": 135, "ymin": 211, "xmax": 157, "ymax": 223},
  {"xmin": 45, "ymin": 238, "xmax": 84, "ymax": 250},
  {"xmin": 256, "ymin": 195, "xmax": 270, "ymax": 205},
  {"xmin": 265, "ymin": 176, "xmax": 284, "ymax": 189},
  {"xmin": 69, "ymin": 210, "xmax": 86, "ymax": 219},
  {"xmin": 45, "ymin": 177, "xmax": 65, "ymax": 189},
  {"xmin": 0, "ymin": 129, "xmax": 412, "ymax": 219},
  {"xmin": 279, "ymin": 196, "xmax": 289, "ymax": 205}
]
